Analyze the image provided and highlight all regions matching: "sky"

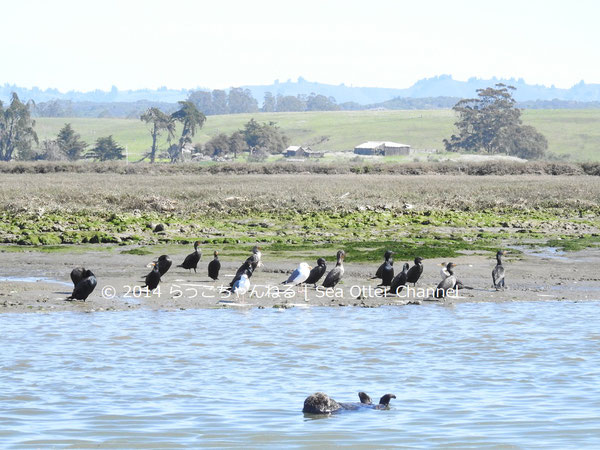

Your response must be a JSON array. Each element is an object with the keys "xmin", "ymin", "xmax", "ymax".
[{"xmin": 2, "ymin": 0, "xmax": 599, "ymax": 92}]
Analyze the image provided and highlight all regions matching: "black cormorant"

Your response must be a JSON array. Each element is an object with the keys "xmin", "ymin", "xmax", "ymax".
[
  {"xmin": 390, "ymin": 262, "xmax": 410, "ymax": 295},
  {"xmin": 143, "ymin": 263, "xmax": 161, "ymax": 291},
  {"xmin": 70, "ymin": 267, "xmax": 86, "ymax": 286},
  {"xmin": 492, "ymin": 250, "xmax": 507, "ymax": 290},
  {"xmin": 208, "ymin": 251, "xmax": 221, "ymax": 280},
  {"xmin": 304, "ymin": 258, "xmax": 327, "ymax": 287},
  {"xmin": 230, "ymin": 246, "xmax": 262, "ymax": 287},
  {"xmin": 434, "ymin": 262, "xmax": 457, "ymax": 299},
  {"xmin": 156, "ymin": 255, "xmax": 172, "ymax": 276},
  {"xmin": 322, "ymin": 250, "xmax": 345, "ymax": 288},
  {"xmin": 178, "ymin": 241, "xmax": 201, "ymax": 273},
  {"xmin": 373, "ymin": 250, "xmax": 394, "ymax": 287},
  {"xmin": 66, "ymin": 269, "xmax": 97, "ymax": 301},
  {"xmin": 406, "ymin": 256, "xmax": 424, "ymax": 286}
]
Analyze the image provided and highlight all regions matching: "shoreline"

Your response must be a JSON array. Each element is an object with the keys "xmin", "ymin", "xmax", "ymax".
[{"xmin": 1, "ymin": 246, "xmax": 598, "ymax": 314}]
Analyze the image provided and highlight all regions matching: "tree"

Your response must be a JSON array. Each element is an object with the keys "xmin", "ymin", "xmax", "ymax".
[
  {"xmin": 242, "ymin": 118, "xmax": 288, "ymax": 154},
  {"xmin": 170, "ymin": 101, "xmax": 206, "ymax": 162},
  {"xmin": 306, "ymin": 93, "xmax": 339, "ymax": 111},
  {"xmin": 503, "ymin": 125, "xmax": 548, "ymax": 159},
  {"xmin": 86, "ymin": 135, "xmax": 125, "ymax": 161},
  {"xmin": 228, "ymin": 88, "xmax": 258, "ymax": 114},
  {"xmin": 204, "ymin": 133, "xmax": 232, "ymax": 158},
  {"xmin": 229, "ymin": 131, "xmax": 247, "ymax": 159},
  {"xmin": 262, "ymin": 92, "xmax": 276, "ymax": 112},
  {"xmin": 444, "ymin": 84, "xmax": 547, "ymax": 159},
  {"xmin": 211, "ymin": 90, "xmax": 228, "ymax": 115},
  {"xmin": 56, "ymin": 123, "xmax": 87, "ymax": 160},
  {"xmin": 140, "ymin": 108, "xmax": 175, "ymax": 163},
  {"xmin": 276, "ymin": 94, "xmax": 306, "ymax": 112},
  {"xmin": 188, "ymin": 90, "xmax": 213, "ymax": 115},
  {"xmin": 0, "ymin": 93, "xmax": 38, "ymax": 161},
  {"xmin": 38, "ymin": 139, "xmax": 66, "ymax": 161}
]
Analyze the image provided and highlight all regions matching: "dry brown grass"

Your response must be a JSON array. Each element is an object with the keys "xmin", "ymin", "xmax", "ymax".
[{"xmin": 1, "ymin": 172, "xmax": 599, "ymax": 215}]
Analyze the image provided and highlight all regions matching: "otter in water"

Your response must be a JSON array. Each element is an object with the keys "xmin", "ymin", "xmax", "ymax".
[{"xmin": 302, "ymin": 392, "xmax": 396, "ymax": 414}]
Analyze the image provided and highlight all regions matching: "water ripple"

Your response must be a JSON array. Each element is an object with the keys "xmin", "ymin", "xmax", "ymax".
[{"xmin": 0, "ymin": 302, "xmax": 599, "ymax": 447}]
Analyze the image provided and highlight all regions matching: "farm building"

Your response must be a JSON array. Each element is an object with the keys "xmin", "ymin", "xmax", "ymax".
[
  {"xmin": 284, "ymin": 145, "xmax": 324, "ymax": 158},
  {"xmin": 353, "ymin": 141, "xmax": 412, "ymax": 156}
]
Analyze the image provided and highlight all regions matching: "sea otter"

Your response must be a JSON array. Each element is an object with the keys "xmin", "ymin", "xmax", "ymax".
[{"xmin": 302, "ymin": 392, "xmax": 396, "ymax": 414}]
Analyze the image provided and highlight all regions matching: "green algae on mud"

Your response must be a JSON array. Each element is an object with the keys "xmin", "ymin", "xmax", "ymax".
[{"xmin": 1, "ymin": 208, "xmax": 598, "ymax": 260}]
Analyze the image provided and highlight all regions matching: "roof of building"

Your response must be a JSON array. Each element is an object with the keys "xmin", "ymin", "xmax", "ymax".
[{"xmin": 355, "ymin": 141, "xmax": 410, "ymax": 149}]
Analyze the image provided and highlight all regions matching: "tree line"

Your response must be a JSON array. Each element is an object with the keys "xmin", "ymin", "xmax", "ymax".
[
  {"xmin": 0, "ymin": 94, "xmax": 208, "ymax": 163},
  {"xmin": 1, "ymin": 86, "xmax": 549, "ymax": 162},
  {"xmin": 186, "ymin": 89, "xmax": 340, "ymax": 114}
]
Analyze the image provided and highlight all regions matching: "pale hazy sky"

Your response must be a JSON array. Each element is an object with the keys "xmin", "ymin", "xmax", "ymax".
[{"xmin": 3, "ymin": 0, "xmax": 599, "ymax": 91}]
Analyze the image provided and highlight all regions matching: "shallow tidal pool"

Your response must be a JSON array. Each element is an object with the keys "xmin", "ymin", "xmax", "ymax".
[{"xmin": 1, "ymin": 301, "xmax": 599, "ymax": 448}]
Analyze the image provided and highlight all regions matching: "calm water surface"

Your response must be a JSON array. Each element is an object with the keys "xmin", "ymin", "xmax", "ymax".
[{"xmin": 1, "ymin": 302, "xmax": 599, "ymax": 448}]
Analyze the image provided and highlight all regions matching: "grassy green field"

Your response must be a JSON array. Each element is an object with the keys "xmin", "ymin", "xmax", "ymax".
[{"xmin": 34, "ymin": 109, "xmax": 600, "ymax": 161}]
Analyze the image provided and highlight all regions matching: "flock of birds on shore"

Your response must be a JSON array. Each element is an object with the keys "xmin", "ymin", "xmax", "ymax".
[{"xmin": 66, "ymin": 240, "xmax": 509, "ymax": 302}]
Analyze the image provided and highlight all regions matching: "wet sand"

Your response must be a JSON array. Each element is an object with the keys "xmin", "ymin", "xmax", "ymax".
[{"xmin": 1, "ymin": 246, "xmax": 598, "ymax": 313}]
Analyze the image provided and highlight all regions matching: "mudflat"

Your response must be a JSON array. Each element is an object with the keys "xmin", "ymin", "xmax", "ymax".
[{"xmin": 1, "ymin": 246, "xmax": 597, "ymax": 313}]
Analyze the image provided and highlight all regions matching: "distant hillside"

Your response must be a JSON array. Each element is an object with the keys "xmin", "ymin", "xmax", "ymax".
[{"xmin": 4, "ymin": 75, "xmax": 600, "ymax": 107}]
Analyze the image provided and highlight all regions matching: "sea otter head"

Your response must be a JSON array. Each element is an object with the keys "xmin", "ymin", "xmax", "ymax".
[{"xmin": 302, "ymin": 392, "xmax": 341, "ymax": 414}]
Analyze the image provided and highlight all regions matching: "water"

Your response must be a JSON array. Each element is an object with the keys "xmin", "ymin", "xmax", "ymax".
[{"xmin": 1, "ymin": 302, "xmax": 599, "ymax": 448}]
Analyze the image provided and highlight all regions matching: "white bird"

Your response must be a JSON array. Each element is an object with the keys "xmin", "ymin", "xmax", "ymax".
[
  {"xmin": 282, "ymin": 262, "xmax": 312, "ymax": 287},
  {"xmin": 232, "ymin": 273, "xmax": 250, "ymax": 300}
]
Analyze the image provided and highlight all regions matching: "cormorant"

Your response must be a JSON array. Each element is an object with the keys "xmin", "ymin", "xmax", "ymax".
[
  {"xmin": 230, "ymin": 246, "xmax": 262, "ymax": 287},
  {"xmin": 155, "ymin": 255, "xmax": 172, "ymax": 276},
  {"xmin": 373, "ymin": 250, "xmax": 394, "ymax": 287},
  {"xmin": 390, "ymin": 262, "xmax": 410, "ymax": 295},
  {"xmin": 434, "ymin": 262, "xmax": 457, "ymax": 299},
  {"xmin": 143, "ymin": 263, "xmax": 161, "ymax": 291},
  {"xmin": 406, "ymin": 257, "xmax": 424, "ymax": 286},
  {"xmin": 492, "ymin": 250, "xmax": 508, "ymax": 290},
  {"xmin": 439, "ymin": 262, "xmax": 472, "ymax": 290},
  {"xmin": 322, "ymin": 250, "xmax": 345, "ymax": 288},
  {"xmin": 70, "ymin": 267, "xmax": 86, "ymax": 286},
  {"xmin": 304, "ymin": 258, "xmax": 327, "ymax": 288},
  {"xmin": 208, "ymin": 251, "xmax": 221, "ymax": 280},
  {"xmin": 178, "ymin": 241, "xmax": 201, "ymax": 273},
  {"xmin": 282, "ymin": 262, "xmax": 312, "ymax": 287},
  {"xmin": 66, "ymin": 269, "xmax": 97, "ymax": 301}
]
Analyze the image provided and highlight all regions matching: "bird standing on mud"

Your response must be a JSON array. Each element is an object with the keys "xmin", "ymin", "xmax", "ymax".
[
  {"xmin": 304, "ymin": 258, "xmax": 327, "ymax": 288},
  {"xmin": 406, "ymin": 257, "xmax": 424, "ymax": 286},
  {"xmin": 282, "ymin": 262, "xmax": 312, "ymax": 288},
  {"xmin": 208, "ymin": 251, "xmax": 221, "ymax": 280},
  {"xmin": 66, "ymin": 269, "xmax": 97, "ymax": 301},
  {"xmin": 390, "ymin": 262, "xmax": 410, "ymax": 295},
  {"xmin": 232, "ymin": 273, "xmax": 250, "ymax": 300},
  {"xmin": 439, "ymin": 262, "xmax": 471, "ymax": 290},
  {"xmin": 155, "ymin": 255, "xmax": 172, "ymax": 276},
  {"xmin": 322, "ymin": 250, "xmax": 346, "ymax": 288},
  {"xmin": 143, "ymin": 262, "xmax": 161, "ymax": 291},
  {"xmin": 230, "ymin": 246, "xmax": 262, "ymax": 287},
  {"xmin": 434, "ymin": 262, "xmax": 457, "ymax": 299},
  {"xmin": 373, "ymin": 250, "xmax": 394, "ymax": 287},
  {"xmin": 70, "ymin": 267, "xmax": 86, "ymax": 286},
  {"xmin": 492, "ymin": 250, "xmax": 508, "ymax": 290},
  {"xmin": 178, "ymin": 241, "xmax": 202, "ymax": 273}
]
